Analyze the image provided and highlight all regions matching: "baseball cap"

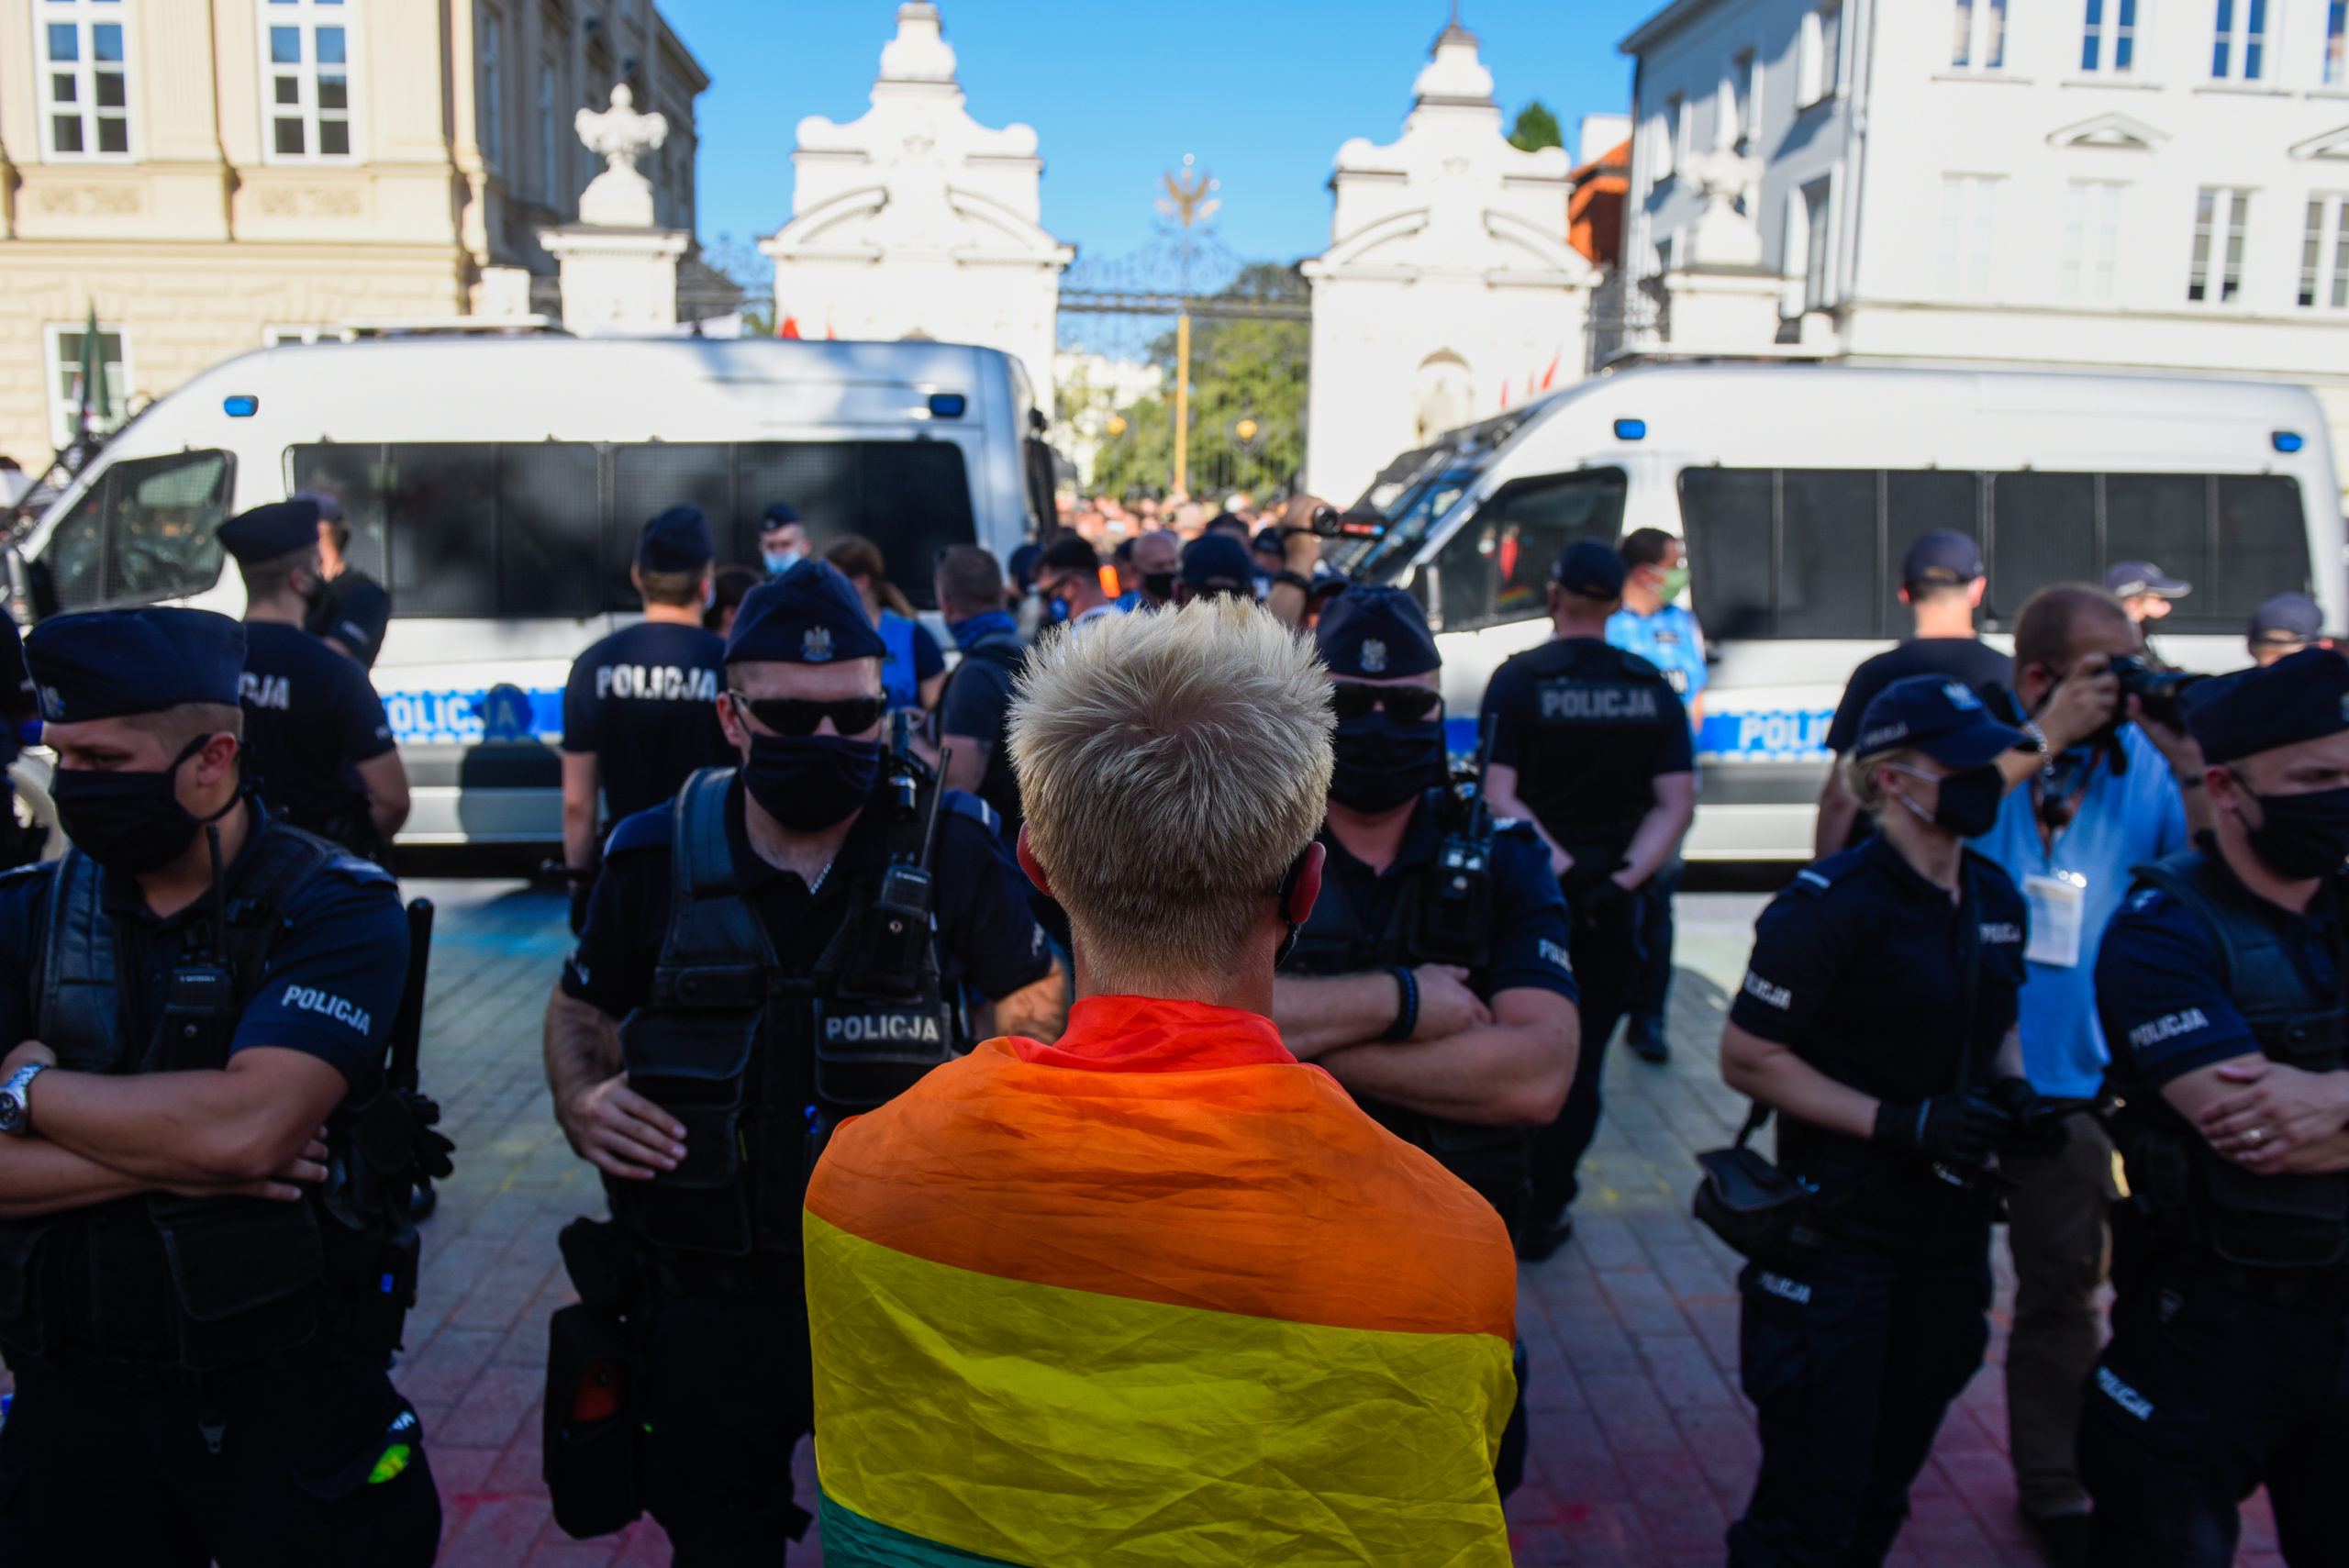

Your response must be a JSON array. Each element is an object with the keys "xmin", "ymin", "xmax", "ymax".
[
  {"xmin": 1855, "ymin": 674, "xmax": 2023, "ymax": 768},
  {"xmin": 2249, "ymin": 592, "xmax": 2324, "ymax": 648},
  {"xmin": 635, "ymin": 505, "xmax": 716, "ymax": 573},
  {"xmin": 1900, "ymin": 529, "xmax": 1984, "ymax": 587},
  {"xmin": 2103, "ymin": 561, "xmax": 2191, "ymax": 600},
  {"xmin": 1179, "ymin": 534, "xmax": 1256, "ymax": 595},
  {"xmin": 1553, "ymin": 539, "xmax": 1627, "ymax": 600}
]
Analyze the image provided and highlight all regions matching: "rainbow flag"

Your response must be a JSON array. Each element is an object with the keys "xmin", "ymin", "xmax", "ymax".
[{"xmin": 806, "ymin": 995, "xmax": 1519, "ymax": 1567}]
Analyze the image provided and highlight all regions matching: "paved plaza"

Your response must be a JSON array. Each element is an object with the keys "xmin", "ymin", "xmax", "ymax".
[{"xmin": 227, "ymin": 883, "xmax": 2285, "ymax": 1565}]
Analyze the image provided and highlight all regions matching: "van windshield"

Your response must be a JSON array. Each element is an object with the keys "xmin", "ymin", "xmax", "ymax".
[{"xmin": 288, "ymin": 439, "xmax": 976, "ymax": 617}]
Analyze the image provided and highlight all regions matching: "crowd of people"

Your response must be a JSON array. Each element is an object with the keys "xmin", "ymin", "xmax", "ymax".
[{"xmin": 0, "ymin": 475, "xmax": 2339, "ymax": 1568}]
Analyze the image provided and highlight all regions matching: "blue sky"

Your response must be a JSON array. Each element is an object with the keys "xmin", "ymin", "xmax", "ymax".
[{"xmin": 662, "ymin": 0, "xmax": 1656, "ymax": 272}]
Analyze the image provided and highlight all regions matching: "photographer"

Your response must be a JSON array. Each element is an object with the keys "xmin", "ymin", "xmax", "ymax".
[
  {"xmin": 1967, "ymin": 584, "xmax": 2208, "ymax": 1563},
  {"xmin": 1717, "ymin": 675, "xmax": 2031, "ymax": 1566}
]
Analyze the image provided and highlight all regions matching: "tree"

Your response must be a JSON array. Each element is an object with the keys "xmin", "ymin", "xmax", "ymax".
[{"xmin": 1508, "ymin": 100, "xmax": 1563, "ymax": 154}]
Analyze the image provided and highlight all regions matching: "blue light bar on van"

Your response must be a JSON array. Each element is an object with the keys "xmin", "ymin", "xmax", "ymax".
[
  {"xmin": 928, "ymin": 393, "xmax": 967, "ymax": 419},
  {"xmin": 2274, "ymin": 430, "xmax": 2306, "ymax": 453},
  {"xmin": 223, "ymin": 395, "xmax": 259, "ymax": 417},
  {"xmin": 1614, "ymin": 417, "xmax": 1646, "ymax": 440}
]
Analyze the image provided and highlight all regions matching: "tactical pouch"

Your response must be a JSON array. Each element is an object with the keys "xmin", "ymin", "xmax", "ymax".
[
  {"xmin": 542, "ymin": 1303, "xmax": 644, "ymax": 1540},
  {"xmin": 2206, "ymin": 1162, "xmax": 2349, "ymax": 1268},
  {"xmin": 342, "ymin": 1220, "xmax": 421, "ymax": 1355},
  {"xmin": 811, "ymin": 998, "xmax": 960, "ymax": 1111},
  {"xmin": 150, "ymin": 1194, "xmax": 325, "ymax": 1368},
  {"xmin": 1693, "ymin": 1106, "xmax": 1823, "ymax": 1270},
  {"xmin": 618, "ymin": 1007, "xmax": 757, "ymax": 1255}
]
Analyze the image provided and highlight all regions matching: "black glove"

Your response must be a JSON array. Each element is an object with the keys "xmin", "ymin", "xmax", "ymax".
[
  {"xmin": 1874, "ymin": 1091, "xmax": 2011, "ymax": 1170},
  {"xmin": 569, "ymin": 879, "xmax": 594, "ymax": 937},
  {"xmin": 1572, "ymin": 873, "xmax": 1635, "ymax": 933},
  {"xmin": 1989, "ymin": 1075, "xmax": 2073, "ymax": 1159}
]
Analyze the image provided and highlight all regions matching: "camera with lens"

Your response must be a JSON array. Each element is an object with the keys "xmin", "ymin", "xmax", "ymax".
[
  {"xmin": 2108, "ymin": 654, "xmax": 2206, "ymax": 729},
  {"xmin": 1283, "ymin": 505, "xmax": 1386, "ymax": 540}
]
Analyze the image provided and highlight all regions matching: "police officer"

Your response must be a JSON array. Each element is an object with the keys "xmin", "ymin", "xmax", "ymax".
[
  {"xmin": 543, "ymin": 561, "xmax": 1068, "ymax": 1561},
  {"xmin": 0, "ymin": 606, "xmax": 444, "ymax": 1563},
  {"xmin": 759, "ymin": 502, "xmax": 808, "ymax": 575},
  {"xmin": 1719, "ymin": 675, "xmax": 2038, "ymax": 1566},
  {"xmin": 297, "ymin": 489, "xmax": 392, "ymax": 668},
  {"xmin": 219, "ymin": 498, "xmax": 409, "ymax": 861},
  {"xmin": 2086, "ymin": 647, "xmax": 2349, "ymax": 1566},
  {"xmin": 560, "ymin": 505, "xmax": 732, "ymax": 931},
  {"xmin": 1481, "ymin": 539, "xmax": 1698, "ymax": 1259}
]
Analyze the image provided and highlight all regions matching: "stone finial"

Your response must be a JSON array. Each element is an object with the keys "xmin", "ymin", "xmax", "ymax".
[
  {"xmin": 573, "ymin": 83, "xmax": 669, "ymax": 228},
  {"xmin": 878, "ymin": 2, "xmax": 958, "ymax": 84},
  {"xmin": 1680, "ymin": 147, "xmax": 1765, "ymax": 269},
  {"xmin": 1413, "ymin": 9, "xmax": 1495, "ymax": 107}
]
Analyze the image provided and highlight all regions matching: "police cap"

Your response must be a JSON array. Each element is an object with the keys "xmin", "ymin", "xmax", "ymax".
[
  {"xmin": 1855, "ymin": 674, "xmax": 2023, "ymax": 768},
  {"xmin": 1553, "ymin": 539, "xmax": 1626, "ymax": 600},
  {"xmin": 761, "ymin": 502, "xmax": 800, "ymax": 531},
  {"xmin": 725, "ymin": 559, "xmax": 887, "ymax": 665},
  {"xmin": 26, "ymin": 607, "xmax": 245, "ymax": 723},
  {"xmin": 2104, "ymin": 560, "xmax": 2191, "ymax": 600},
  {"xmin": 1901, "ymin": 529, "xmax": 1984, "ymax": 587},
  {"xmin": 2249, "ymin": 592, "xmax": 2324, "ymax": 648},
  {"xmin": 1316, "ymin": 584, "xmax": 1440, "ymax": 678},
  {"xmin": 217, "ymin": 497, "xmax": 320, "ymax": 565},
  {"xmin": 1007, "ymin": 542, "xmax": 1043, "ymax": 594},
  {"xmin": 636, "ymin": 505, "xmax": 715, "ymax": 573},
  {"xmin": 2184, "ymin": 646, "xmax": 2349, "ymax": 764},
  {"xmin": 1180, "ymin": 533, "xmax": 1256, "ymax": 595}
]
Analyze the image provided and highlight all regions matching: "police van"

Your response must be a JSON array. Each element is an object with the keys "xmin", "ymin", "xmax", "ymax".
[
  {"xmin": 1332, "ymin": 362, "xmax": 2345, "ymax": 861},
  {"xmin": 6, "ymin": 337, "xmax": 1054, "ymax": 844}
]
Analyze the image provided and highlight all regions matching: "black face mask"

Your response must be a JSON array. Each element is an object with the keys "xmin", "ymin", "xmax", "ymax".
[
  {"xmin": 1141, "ymin": 572, "xmax": 1175, "ymax": 602},
  {"xmin": 1329, "ymin": 711, "xmax": 1446, "ymax": 814},
  {"xmin": 2243, "ymin": 782, "xmax": 2349, "ymax": 880},
  {"xmin": 1891, "ymin": 762, "xmax": 2004, "ymax": 840},
  {"xmin": 740, "ymin": 731, "xmax": 881, "ymax": 833},
  {"xmin": 52, "ymin": 734, "xmax": 236, "ymax": 875}
]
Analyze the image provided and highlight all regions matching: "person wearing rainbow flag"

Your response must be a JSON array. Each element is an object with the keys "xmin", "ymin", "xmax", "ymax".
[{"xmin": 804, "ymin": 597, "xmax": 1520, "ymax": 1566}]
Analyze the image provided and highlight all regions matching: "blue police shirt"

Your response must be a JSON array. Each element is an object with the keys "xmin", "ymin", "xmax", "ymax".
[
  {"xmin": 1605, "ymin": 604, "xmax": 1708, "ymax": 704},
  {"xmin": 2094, "ymin": 873, "xmax": 2336, "ymax": 1092},
  {"xmin": 1968, "ymin": 726, "xmax": 2189, "ymax": 1099},
  {"xmin": 0, "ymin": 805, "xmax": 410, "ymax": 1090},
  {"xmin": 239, "ymin": 620, "xmax": 396, "ymax": 837},
  {"xmin": 562, "ymin": 620, "xmax": 732, "ymax": 825},
  {"xmin": 1731, "ymin": 836, "xmax": 2028, "ymax": 1110},
  {"xmin": 562, "ymin": 776, "xmax": 1053, "ymax": 1019},
  {"xmin": 1307, "ymin": 796, "xmax": 1580, "ymax": 1007}
]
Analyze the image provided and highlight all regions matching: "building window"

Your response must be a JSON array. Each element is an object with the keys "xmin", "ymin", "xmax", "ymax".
[
  {"xmin": 43, "ymin": 322, "xmax": 130, "ymax": 449},
  {"xmin": 1939, "ymin": 175, "xmax": 2001, "ymax": 297},
  {"xmin": 1666, "ymin": 93, "xmax": 1689, "ymax": 175},
  {"xmin": 1734, "ymin": 52, "xmax": 1759, "ymax": 148},
  {"xmin": 35, "ymin": 1, "xmax": 132, "ymax": 160},
  {"xmin": 2300, "ymin": 196, "xmax": 2349, "ymax": 307},
  {"xmin": 480, "ymin": 7, "xmax": 504, "ymax": 168},
  {"xmin": 2063, "ymin": 181, "xmax": 2124, "ymax": 299},
  {"xmin": 539, "ymin": 61, "xmax": 559, "ymax": 203},
  {"xmin": 1802, "ymin": 179, "xmax": 1833, "ymax": 309},
  {"xmin": 1954, "ymin": 0, "xmax": 2008, "ymax": 68},
  {"xmin": 2188, "ymin": 187, "xmax": 2251, "ymax": 302},
  {"xmin": 2082, "ymin": 0, "xmax": 2139, "ymax": 72},
  {"xmin": 1800, "ymin": 4, "xmax": 1842, "ymax": 105},
  {"xmin": 2328, "ymin": 3, "xmax": 2345, "ymax": 84},
  {"xmin": 259, "ymin": 0, "xmax": 355, "ymax": 161},
  {"xmin": 2212, "ymin": 0, "xmax": 2266, "ymax": 80}
]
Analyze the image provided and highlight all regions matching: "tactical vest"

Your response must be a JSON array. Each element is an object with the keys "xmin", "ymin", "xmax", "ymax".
[
  {"xmin": 2110, "ymin": 850, "xmax": 2349, "ymax": 1270},
  {"xmin": 612, "ymin": 768, "xmax": 962, "ymax": 1260},
  {"xmin": 0, "ymin": 821, "xmax": 422, "ymax": 1374},
  {"xmin": 1500, "ymin": 639, "xmax": 1673, "ymax": 860},
  {"xmin": 1281, "ymin": 790, "xmax": 1530, "ymax": 1233}
]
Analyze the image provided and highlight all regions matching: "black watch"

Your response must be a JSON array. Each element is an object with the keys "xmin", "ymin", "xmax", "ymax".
[{"xmin": 1272, "ymin": 569, "xmax": 1315, "ymax": 593}]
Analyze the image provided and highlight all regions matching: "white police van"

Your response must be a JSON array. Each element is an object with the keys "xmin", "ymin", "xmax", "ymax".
[
  {"xmin": 6, "ymin": 337, "xmax": 1054, "ymax": 844},
  {"xmin": 1333, "ymin": 362, "xmax": 2345, "ymax": 861}
]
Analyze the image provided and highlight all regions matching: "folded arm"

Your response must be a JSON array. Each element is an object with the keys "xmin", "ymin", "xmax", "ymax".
[
  {"xmin": 2173, "ymin": 1054, "xmax": 2349, "ymax": 1174},
  {"xmin": 1313, "ymin": 988, "xmax": 1577, "ymax": 1127},
  {"xmin": 978, "ymin": 956, "xmax": 1069, "ymax": 1046},
  {"xmin": 9, "ymin": 1043, "xmax": 345, "ymax": 1189}
]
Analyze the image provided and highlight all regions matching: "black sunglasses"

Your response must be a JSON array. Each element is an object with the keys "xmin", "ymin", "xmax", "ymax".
[
  {"xmin": 728, "ymin": 692, "xmax": 886, "ymax": 737},
  {"xmin": 1330, "ymin": 682, "xmax": 1443, "ymax": 723}
]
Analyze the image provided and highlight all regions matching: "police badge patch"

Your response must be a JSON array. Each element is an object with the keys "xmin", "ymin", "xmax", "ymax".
[
  {"xmin": 803, "ymin": 627, "xmax": 834, "ymax": 663},
  {"xmin": 1361, "ymin": 639, "xmax": 1387, "ymax": 674}
]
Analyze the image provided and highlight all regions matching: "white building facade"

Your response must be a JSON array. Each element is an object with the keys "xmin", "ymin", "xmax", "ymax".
[
  {"xmin": 1620, "ymin": 0, "xmax": 2349, "ymax": 469},
  {"xmin": 762, "ymin": 3, "xmax": 1072, "ymax": 395},
  {"xmin": 1302, "ymin": 19, "xmax": 1595, "ymax": 506}
]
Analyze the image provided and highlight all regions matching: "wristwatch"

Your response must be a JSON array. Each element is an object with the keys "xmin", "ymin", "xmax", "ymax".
[{"xmin": 0, "ymin": 1063, "xmax": 46, "ymax": 1137}]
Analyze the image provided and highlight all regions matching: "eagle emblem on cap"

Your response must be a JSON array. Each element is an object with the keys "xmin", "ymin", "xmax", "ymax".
[
  {"xmin": 1943, "ymin": 683, "xmax": 1980, "ymax": 711},
  {"xmin": 1361, "ymin": 639, "xmax": 1388, "ymax": 674},
  {"xmin": 803, "ymin": 627, "xmax": 833, "ymax": 663},
  {"xmin": 37, "ymin": 685, "xmax": 61, "ymax": 720}
]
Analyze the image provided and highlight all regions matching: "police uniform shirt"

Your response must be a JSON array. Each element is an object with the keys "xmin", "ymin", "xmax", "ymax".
[
  {"xmin": 0, "ymin": 803, "xmax": 409, "ymax": 1090},
  {"xmin": 1305, "ymin": 794, "xmax": 1580, "ymax": 1008},
  {"xmin": 562, "ymin": 778, "xmax": 1053, "ymax": 1021},
  {"xmin": 1730, "ymin": 837, "xmax": 2028, "ymax": 1115},
  {"xmin": 1478, "ymin": 638, "xmax": 1693, "ymax": 852},
  {"xmin": 1824, "ymin": 640, "xmax": 2013, "ymax": 756},
  {"xmin": 239, "ymin": 620, "xmax": 395, "ymax": 832},
  {"xmin": 304, "ymin": 570, "xmax": 392, "ymax": 668},
  {"xmin": 2094, "ymin": 880, "xmax": 2338, "ymax": 1096},
  {"xmin": 561, "ymin": 621, "xmax": 731, "ymax": 824},
  {"xmin": 1605, "ymin": 604, "xmax": 1709, "ymax": 703}
]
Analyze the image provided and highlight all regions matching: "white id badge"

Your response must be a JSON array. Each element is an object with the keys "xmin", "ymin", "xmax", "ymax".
[{"xmin": 2023, "ymin": 873, "xmax": 2087, "ymax": 969}]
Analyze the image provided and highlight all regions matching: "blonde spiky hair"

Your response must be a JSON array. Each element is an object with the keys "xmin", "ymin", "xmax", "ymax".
[{"xmin": 1008, "ymin": 597, "xmax": 1333, "ymax": 994}]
